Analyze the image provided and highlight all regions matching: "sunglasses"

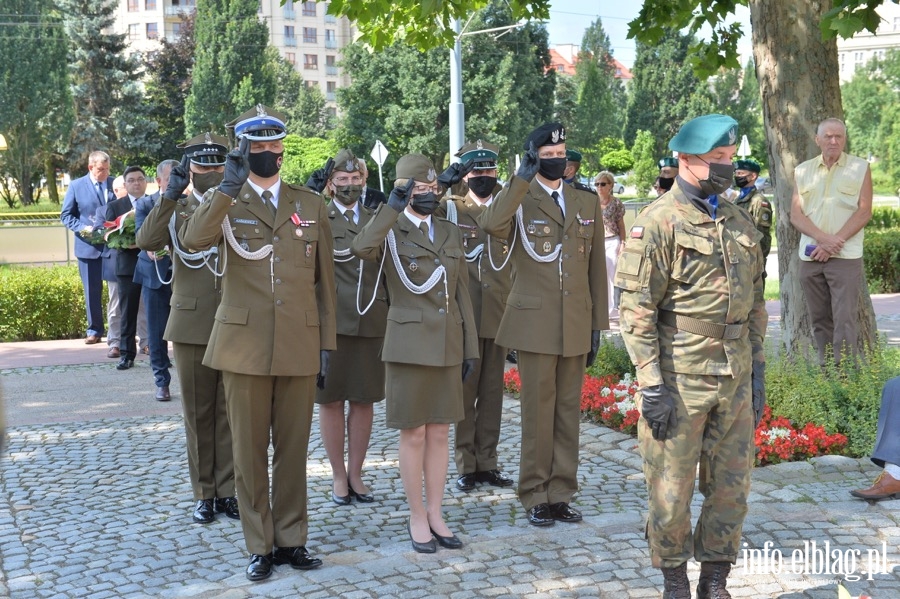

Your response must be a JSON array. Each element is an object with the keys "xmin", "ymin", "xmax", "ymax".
[{"xmin": 597, "ymin": 182, "xmax": 609, "ymax": 187}]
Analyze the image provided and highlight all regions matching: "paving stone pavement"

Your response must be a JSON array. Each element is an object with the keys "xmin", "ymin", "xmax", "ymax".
[{"xmin": 1, "ymin": 357, "xmax": 899, "ymax": 599}]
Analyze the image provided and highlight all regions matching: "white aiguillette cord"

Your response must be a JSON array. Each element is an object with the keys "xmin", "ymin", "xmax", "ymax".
[
  {"xmin": 333, "ymin": 242, "xmax": 387, "ymax": 316},
  {"xmin": 514, "ymin": 204, "xmax": 563, "ymax": 288},
  {"xmin": 445, "ymin": 200, "xmax": 514, "ymax": 280},
  {"xmin": 386, "ymin": 228, "xmax": 449, "ymax": 313},
  {"xmin": 221, "ymin": 217, "xmax": 275, "ymax": 292},
  {"xmin": 167, "ymin": 213, "xmax": 224, "ymax": 276}
]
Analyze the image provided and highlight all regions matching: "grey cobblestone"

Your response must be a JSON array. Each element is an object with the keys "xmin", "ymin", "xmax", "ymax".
[{"xmin": 2, "ymin": 360, "xmax": 900, "ymax": 597}]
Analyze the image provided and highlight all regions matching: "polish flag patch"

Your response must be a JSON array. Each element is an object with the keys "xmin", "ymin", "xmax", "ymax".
[{"xmin": 630, "ymin": 226, "xmax": 644, "ymax": 239}]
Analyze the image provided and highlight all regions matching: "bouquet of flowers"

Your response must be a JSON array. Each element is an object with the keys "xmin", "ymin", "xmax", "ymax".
[{"xmin": 79, "ymin": 210, "xmax": 137, "ymax": 249}]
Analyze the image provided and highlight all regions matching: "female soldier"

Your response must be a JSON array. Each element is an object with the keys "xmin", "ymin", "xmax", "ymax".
[
  {"xmin": 351, "ymin": 154, "xmax": 479, "ymax": 553},
  {"xmin": 315, "ymin": 149, "xmax": 388, "ymax": 505}
]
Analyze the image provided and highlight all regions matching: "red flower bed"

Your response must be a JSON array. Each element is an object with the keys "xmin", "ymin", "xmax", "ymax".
[{"xmin": 503, "ymin": 368, "xmax": 849, "ymax": 466}]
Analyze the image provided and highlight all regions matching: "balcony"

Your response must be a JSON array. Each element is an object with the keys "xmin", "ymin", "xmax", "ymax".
[
  {"xmin": 283, "ymin": 8, "xmax": 295, "ymax": 19},
  {"xmin": 325, "ymin": 14, "xmax": 336, "ymax": 23},
  {"xmin": 284, "ymin": 36, "xmax": 297, "ymax": 47},
  {"xmin": 165, "ymin": 5, "xmax": 194, "ymax": 15},
  {"xmin": 325, "ymin": 65, "xmax": 338, "ymax": 76},
  {"xmin": 326, "ymin": 92, "xmax": 335, "ymax": 101},
  {"xmin": 324, "ymin": 39, "xmax": 337, "ymax": 49},
  {"xmin": 304, "ymin": 63, "xmax": 318, "ymax": 70}
]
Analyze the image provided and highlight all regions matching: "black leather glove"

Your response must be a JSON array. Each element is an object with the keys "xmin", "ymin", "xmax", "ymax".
[
  {"xmin": 437, "ymin": 159, "xmax": 474, "ymax": 189},
  {"xmin": 218, "ymin": 137, "xmax": 251, "ymax": 198},
  {"xmin": 516, "ymin": 141, "xmax": 540, "ymax": 182},
  {"xmin": 461, "ymin": 358, "xmax": 476, "ymax": 382},
  {"xmin": 163, "ymin": 154, "xmax": 191, "ymax": 202},
  {"xmin": 387, "ymin": 178, "xmax": 416, "ymax": 212},
  {"xmin": 305, "ymin": 157, "xmax": 334, "ymax": 193},
  {"xmin": 316, "ymin": 349, "xmax": 331, "ymax": 390},
  {"xmin": 751, "ymin": 361, "xmax": 766, "ymax": 428},
  {"xmin": 585, "ymin": 330, "xmax": 601, "ymax": 367},
  {"xmin": 640, "ymin": 385, "xmax": 677, "ymax": 441}
]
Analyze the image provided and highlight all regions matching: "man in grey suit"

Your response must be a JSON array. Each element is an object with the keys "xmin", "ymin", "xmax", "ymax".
[{"xmin": 61, "ymin": 151, "xmax": 117, "ymax": 344}]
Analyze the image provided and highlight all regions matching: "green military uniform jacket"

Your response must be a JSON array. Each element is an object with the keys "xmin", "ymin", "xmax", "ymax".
[
  {"xmin": 181, "ymin": 182, "xmax": 337, "ymax": 376},
  {"xmin": 734, "ymin": 186, "xmax": 773, "ymax": 259},
  {"xmin": 437, "ymin": 195, "xmax": 511, "ymax": 340},
  {"xmin": 614, "ymin": 182, "xmax": 767, "ymax": 388},
  {"xmin": 137, "ymin": 191, "xmax": 221, "ymax": 344},
  {"xmin": 478, "ymin": 176, "xmax": 608, "ymax": 357},
  {"xmin": 325, "ymin": 200, "xmax": 388, "ymax": 338},
  {"xmin": 351, "ymin": 205, "xmax": 479, "ymax": 367}
]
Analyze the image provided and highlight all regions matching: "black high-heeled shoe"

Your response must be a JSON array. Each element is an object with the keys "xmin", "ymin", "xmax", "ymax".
[
  {"xmin": 429, "ymin": 526, "xmax": 463, "ymax": 549},
  {"xmin": 407, "ymin": 518, "xmax": 436, "ymax": 553},
  {"xmin": 348, "ymin": 478, "xmax": 375, "ymax": 503},
  {"xmin": 331, "ymin": 489, "xmax": 351, "ymax": 506}
]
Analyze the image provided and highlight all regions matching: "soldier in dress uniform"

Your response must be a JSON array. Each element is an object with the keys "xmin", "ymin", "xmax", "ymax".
[
  {"xmin": 436, "ymin": 140, "xmax": 515, "ymax": 493},
  {"xmin": 136, "ymin": 133, "xmax": 238, "ymax": 525},
  {"xmin": 479, "ymin": 123, "xmax": 608, "ymax": 528},
  {"xmin": 312, "ymin": 149, "xmax": 388, "ymax": 506},
  {"xmin": 351, "ymin": 153, "xmax": 479, "ymax": 554},
  {"xmin": 615, "ymin": 114, "xmax": 767, "ymax": 599},
  {"xmin": 563, "ymin": 149, "xmax": 592, "ymax": 193},
  {"xmin": 181, "ymin": 105, "xmax": 337, "ymax": 582},
  {"xmin": 657, "ymin": 156, "xmax": 679, "ymax": 194},
  {"xmin": 731, "ymin": 159, "xmax": 773, "ymax": 277}
]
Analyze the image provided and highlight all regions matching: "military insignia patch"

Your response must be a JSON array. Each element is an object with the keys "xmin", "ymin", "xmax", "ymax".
[
  {"xmin": 296, "ymin": 228, "xmax": 303, "ymax": 237},
  {"xmin": 543, "ymin": 241, "xmax": 552, "ymax": 252},
  {"xmin": 409, "ymin": 261, "xmax": 418, "ymax": 272},
  {"xmin": 631, "ymin": 226, "xmax": 644, "ymax": 239},
  {"xmin": 762, "ymin": 214, "xmax": 770, "ymax": 221},
  {"xmin": 427, "ymin": 168, "xmax": 436, "ymax": 181},
  {"xmin": 346, "ymin": 160, "xmax": 355, "ymax": 171}
]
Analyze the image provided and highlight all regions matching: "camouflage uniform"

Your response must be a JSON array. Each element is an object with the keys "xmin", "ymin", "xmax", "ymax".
[
  {"xmin": 733, "ymin": 186, "xmax": 773, "ymax": 261},
  {"xmin": 615, "ymin": 181, "xmax": 767, "ymax": 568}
]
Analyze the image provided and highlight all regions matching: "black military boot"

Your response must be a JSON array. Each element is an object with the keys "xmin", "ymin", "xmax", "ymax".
[
  {"xmin": 660, "ymin": 562, "xmax": 691, "ymax": 599},
  {"xmin": 696, "ymin": 561, "xmax": 732, "ymax": 599}
]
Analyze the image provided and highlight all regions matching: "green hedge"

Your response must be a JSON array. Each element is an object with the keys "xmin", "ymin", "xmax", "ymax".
[
  {"xmin": 0, "ymin": 264, "xmax": 107, "ymax": 342},
  {"xmin": 863, "ymin": 228, "xmax": 900, "ymax": 293},
  {"xmin": 866, "ymin": 206, "xmax": 900, "ymax": 230}
]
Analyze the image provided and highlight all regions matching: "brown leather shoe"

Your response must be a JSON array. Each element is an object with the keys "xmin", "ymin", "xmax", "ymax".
[
  {"xmin": 85, "ymin": 335, "xmax": 101, "ymax": 345},
  {"xmin": 660, "ymin": 563, "xmax": 691, "ymax": 599},
  {"xmin": 696, "ymin": 562, "xmax": 731, "ymax": 599},
  {"xmin": 107, "ymin": 347, "xmax": 121, "ymax": 359},
  {"xmin": 140, "ymin": 346, "xmax": 150, "ymax": 355},
  {"xmin": 850, "ymin": 471, "xmax": 900, "ymax": 500},
  {"xmin": 155, "ymin": 386, "xmax": 171, "ymax": 401}
]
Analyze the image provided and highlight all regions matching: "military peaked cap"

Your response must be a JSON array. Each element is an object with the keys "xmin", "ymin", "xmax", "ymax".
[
  {"xmin": 178, "ymin": 132, "xmax": 229, "ymax": 166},
  {"xmin": 456, "ymin": 140, "xmax": 499, "ymax": 170},
  {"xmin": 227, "ymin": 104, "xmax": 287, "ymax": 141}
]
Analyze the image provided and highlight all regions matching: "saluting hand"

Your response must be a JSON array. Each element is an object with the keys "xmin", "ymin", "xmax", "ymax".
[
  {"xmin": 437, "ymin": 159, "xmax": 474, "ymax": 189},
  {"xmin": 218, "ymin": 137, "xmax": 251, "ymax": 198},
  {"xmin": 387, "ymin": 178, "xmax": 416, "ymax": 213},
  {"xmin": 516, "ymin": 141, "xmax": 540, "ymax": 182},
  {"xmin": 163, "ymin": 154, "xmax": 191, "ymax": 202},
  {"xmin": 306, "ymin": 157, "xmax": 335, "ymax": 193}
]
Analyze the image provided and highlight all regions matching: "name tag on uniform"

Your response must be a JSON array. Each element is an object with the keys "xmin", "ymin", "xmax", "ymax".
[{"xmin": 234, "ymin": 218, "xmax": 258, "ymax": 225}]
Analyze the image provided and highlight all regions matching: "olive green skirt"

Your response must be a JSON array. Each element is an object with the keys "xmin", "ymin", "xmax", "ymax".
[{"xmin": 384, "ymin": 362, "xmax": 463, "ymax": 429}]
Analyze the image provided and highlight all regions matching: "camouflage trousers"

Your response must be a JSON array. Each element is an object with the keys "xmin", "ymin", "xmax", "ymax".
[{"xmin": 637, "ymin": 369, "xmax": 754, "ymax": 568}]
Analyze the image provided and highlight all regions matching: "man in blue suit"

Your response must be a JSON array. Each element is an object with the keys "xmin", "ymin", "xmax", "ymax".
[
  {"xmin": 60, "ymin": 151, "xmax": 116, "ymax": 344},
  {"xmin": 133, "ymin": 159, "xmax": 177, "ymax": 400}
]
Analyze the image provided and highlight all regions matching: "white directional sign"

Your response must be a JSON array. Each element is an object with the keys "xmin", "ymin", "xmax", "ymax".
[
  {"xmin": 737, "ymin": 134, "xmax": 751, "ymax": 158},
  {"xmin": 370, "ymin": 140, "xmax": 389, "ymax": 167}
]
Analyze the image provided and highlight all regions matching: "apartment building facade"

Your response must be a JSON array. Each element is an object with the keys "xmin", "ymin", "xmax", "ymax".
[
  {"xmin": 837, "ymin": 3, "xmax": 900, "ymax": 82},
  {"xmin": 113, "ymin": 0, "xmax": 354, "ymax": 111}
]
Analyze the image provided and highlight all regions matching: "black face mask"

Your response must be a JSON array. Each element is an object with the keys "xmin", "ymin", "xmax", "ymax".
[
  {"xmin": 467, "ymin": 176, "xmax": 497, "ymax": 199},
  {"xmin": 538, "ymin": 157, "xmax": 567, "ymax": 181},
  {"xmin": 657, "ymin": 176, "xmax": 674, "ymax": 192},
  {"xmin": 332, "ymin": 184, "xmax": 362, "ymax": 206},
  {"xmin": 695, "ymin": 159, "xmax": 734, "ymax": 196},
  {"xmin": 410, "ymin": 192, "xmax": 439, "ymax": 216},
  {"xmin": 192, "ymin": 171, "xmax": 224, "ymax": 194},
  {"xmin": 248, "ymin": 151, "xmax": 283, "ymax": 178},
  {"xmin": 734, "ymin": 175, "xmax": 750, "ymax": 188}
]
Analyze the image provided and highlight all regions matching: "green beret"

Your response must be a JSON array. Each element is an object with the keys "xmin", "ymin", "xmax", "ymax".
[
  {"xmin": 734, "ymin": 159, "xmax": 761, "ymax": 173},
  {"xmin": 456, "ymin": 140, "xmax": 499, "ymax": 170},
  {"xmin": 396, "ymin": 153, "xmax": 437, "ymax": 183},
  {"xmin": 331, "ymin": 149, "xmax": 360, "ymax": 173},
  {"xmin": 524, "ymin": 122, "xmax": 566, "ymax": 150},
  {"xmin": 668, "ymin": 114, "xmax": 739, "ymax": 155},
  {"xmin": 178, "ymin": 132, "xmax": 229, "ymax": 166},
  {"xmin": 566, "ymin": 149, "xmax": 583, "ymax": 162},
  {"xmin": 658, "ymin": 156, "xmax": 678, "ymax": 169}
]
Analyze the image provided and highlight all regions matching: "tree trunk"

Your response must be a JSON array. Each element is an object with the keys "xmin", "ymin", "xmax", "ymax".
[
  {"xmin": 749, "ymin": 0, "xmax": 877, "ymax": 357},
  {"xmin": 45, "ymin": 156, "xmax": 60, "ymax": 205}
]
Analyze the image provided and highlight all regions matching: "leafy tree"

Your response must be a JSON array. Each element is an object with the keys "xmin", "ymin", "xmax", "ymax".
[
  {"xmin": 144, "ymin": 12, "xmax": 196, "ymax": 161},
  {"xmin": 185, "ymin": 0, "xmax": 276, "ymax": 136},
  {"xmin": 270, "ymin": 50, "xmax": 334, "ymax": 138},
  {"xmin": 622, "ymin": 30, "xmax": 714, "ymax": 158},
  {"xmin": 553, "ymin": 75, "xmax": 578, "ymax": 129},
  {"xmin": 0, "ymin": 0, "xmax": 70, "ymax": 206},
  {"xmin": 630, "ymin": 130, "xmax": 657, "ymax": 197},
  {"xmin": 324, "ymin": 0, "xmax": 550, "ymax": 52},
  {"xmin": 708, "ymin": 61, "xmax": 765, "ymax": 166},
  {"xmin": 600, "ymin": 150, "xmax": 634, "ymax": 175},
  {"xmin": 281, "ymin": 134, "xmax": 338, "ymax": 186},
  {"xmin": 629, "ymin": 0, "xmax": 881, "ymax": 358},
  {"xmin": 61, "ymin": 0, "xmax": 144, "ymax": 174}
]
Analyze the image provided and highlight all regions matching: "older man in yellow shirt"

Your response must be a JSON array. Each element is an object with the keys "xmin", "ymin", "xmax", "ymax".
[{"xmin": 790, "ymin": 117, "xmax": 873, "ymax": 366}]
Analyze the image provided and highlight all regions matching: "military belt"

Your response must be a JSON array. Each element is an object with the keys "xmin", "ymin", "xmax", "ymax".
[{"xmin": 658, "ymin": 310, "xmax": 748, "ymax": 340}]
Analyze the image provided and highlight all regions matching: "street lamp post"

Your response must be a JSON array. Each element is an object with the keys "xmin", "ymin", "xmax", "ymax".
[{"xmin": 448, "ymin": 18, "xmax": 525, "ymax": 163}]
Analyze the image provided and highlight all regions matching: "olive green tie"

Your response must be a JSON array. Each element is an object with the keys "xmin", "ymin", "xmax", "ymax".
[
  {"xmin": 419, "ymin": 221, "xmax": 429, "ymax": 240},
  {"xmin": 262, "ymin": 190, "xmax": 276, "ymax": 217}
]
